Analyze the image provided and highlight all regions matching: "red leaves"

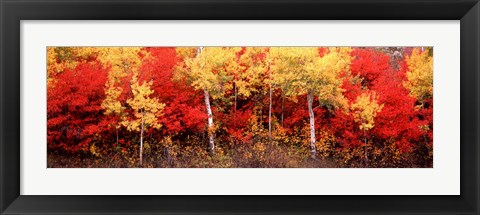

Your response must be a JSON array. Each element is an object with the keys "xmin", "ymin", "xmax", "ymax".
[
  {"xmin": 220, "ymin": 106, "xmax": 254, "ymax": 143},
  {"xmin": 47, "ymin": 47, "xmax": 433, "ymax": 166},
  {"xmin": 351, "ymin": 48, "xmax": 391, "ymax": 88},
  {"xmin": 336, "ymin": 48, "xmax": 432, "ymax": 153},
  {"xmin": 141, "ymin": 47, "xmax": 206, "ymax": 135},
  {"xmin": 47, "ymin": 60, "xmax": 108, "ymax": 153}
]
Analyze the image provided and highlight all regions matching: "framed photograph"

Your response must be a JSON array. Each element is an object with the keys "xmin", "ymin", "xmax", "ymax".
[{"xmin": 1, "ymin": 0, "xmax": 479, "ymax": 214}]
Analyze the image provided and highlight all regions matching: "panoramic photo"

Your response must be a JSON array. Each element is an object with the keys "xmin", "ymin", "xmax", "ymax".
[{"xmin": 47, "ymin": 47, "xmax": 433, "ymax": 168}]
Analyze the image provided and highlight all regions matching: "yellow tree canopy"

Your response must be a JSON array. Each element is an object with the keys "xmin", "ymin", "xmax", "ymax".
[
  {"xmin": 47, "ymin": 47, "xmax": 65, "ymax": 86},
  {"xmin": 176, "ymin": 47, "xmax": 197, "ymax": 59},
  {"xmin": 237, "ymin": 47, "xmax": 270, "ymax": 98},
  {"xmin": 175, "ymin": 47, "xmax": 241, "ymax": 99},
  {"xmin": 101, "ymin": 84, "xmax": 124, "ymax": 116},
  {"xmin": 268, "ymin": 47, "xmax": 352, "ymax": 108},
  {"xmin": 404, "ymin": 48, "xmax": 433, "ymax": 101},
  {"xmin": 98, "ymin": 48, "xmax": 146, "ymax": 118},
  {"xmin": 351, "ymin": 92, "xmax": 384, "ymax": 131},
  {"xmin": 96, "ymin": 47, "xmax": 146, "ymax": 81},
  {"xmin": 122, "ymin": 74, "xmax": 165, "ymax": 132},
  {"xmin": 47, "ymin": 47, "xmax": 98, "ymax": 87}
]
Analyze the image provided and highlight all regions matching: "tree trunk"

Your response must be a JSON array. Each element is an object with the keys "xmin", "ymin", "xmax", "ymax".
[
  {"xmin": 204, "ymin": 89, "xmax": 215, "ymax": 155},
  {"xmin": 281, "ymin": 93, "xmax": 284, "ymax": 127},
  {"xmin": 116, "ymin": 126, "xmax": 119, "ymax": 146},
  {"xmin": 258, "ymin": 93, "xmax": 263, "ymax": 126},
  {"xmin": 307, "ymin": 90, "xmax": 317, "ymax": 159},
  {"xmin": 234, "ymin": 83, "xmax": 237, "ymax": 132},
  {"xmin": 140, "ymin": 111, "xmax": 145, "ymax": 166},
  {"xmin": 195, "ymin": 46, "xmax": 214, "ymax": 155},
  {"xmin": 268, "ymin": 84, "xmax": 272, "ymax": 141},
  {"xmin": 150, "ymin": 130, "xmax": 153, "ymax": 145},
  {"xmin": 364, "ymin": 128, "xmax": 368, "ymax": 165}
]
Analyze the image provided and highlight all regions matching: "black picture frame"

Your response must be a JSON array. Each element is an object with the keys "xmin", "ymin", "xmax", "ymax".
[{"xmin": 1, "ymin": 0, "xmax": 479, "ymax": 214}]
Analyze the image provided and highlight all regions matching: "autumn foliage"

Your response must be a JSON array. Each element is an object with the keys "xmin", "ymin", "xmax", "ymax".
[{"xmin": 47, "ymin": 47, "xmax": 433, "ymax": 168}]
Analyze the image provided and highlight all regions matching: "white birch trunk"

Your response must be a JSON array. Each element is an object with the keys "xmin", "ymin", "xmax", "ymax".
[
  {"xmin": 140, "ymin": 111, "xmax": 144, "ymax": 166},
  {"xmin": 307, "ymin": 90, "xmax": 317, "ymax": 159},
  {"xmin": 196, "ymin": 46, "xmax": 215, "ymax": 155},
  {"xmin": 204, "ymin": 89, "xmax": 215, "ymax": 155}
]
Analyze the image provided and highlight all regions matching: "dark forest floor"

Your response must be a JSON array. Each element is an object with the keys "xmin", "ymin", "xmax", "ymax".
[
  {"xmin": 47, "ymin": 144, "xmax": 341, "ymax": 168},
  {"xmin": 48, "ymin": 140, "xmax": 432, "ymax": 168}
]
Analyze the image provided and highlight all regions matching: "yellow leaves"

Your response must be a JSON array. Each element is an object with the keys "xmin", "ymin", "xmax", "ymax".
[
  {"xmin": 47, "ymin": 47, "xmax": 61, "ymax": 87},
  {"xmin": 101, "ymin": 85, "xmax": 124, "ymax": 116},
  {"xmin": 269, "ymin": 47, "xmax": 309, "ymax": 95},
  {"xmin": 269, "ymin": 47, "xmax": 352, "ymax": 109},
  {"xmin": 89, "ymin": 143, "xmax": 102, "ymax": 158},
  {"xmin": 176, "ymin": 47, "xmax": 197, "ymax": 59},
  {"xmin": 123, "ymin": 74, "xmax": 165, "ymax": 132},
  {"xmin": 49, "ymin": 47, "xmax": 152, "ymax": 131},
  {"xmin": 97, "ymin": 47, "xmax": 146, "ymax": 82},
  {"xmin": 74, "ymin": 48, "xmax": 98, "ymax": 61},
  {"xmin": 121, "ymin": 120, "xmax": 139, "ymax": 132},
  {"xmin": 176, "ymin": 46, "xmax": 353, "ymax": 109},
  {"xmin": 404, "ymin": 48, "xmax": 433, "ymax": 101},
  {"xmin": 47, "ymin": 47, "xmax": 92, "ymax": 87},
  {"xmin": 315, "ymin": 130, "xmax": 337, "ymax": 158},
  {"xmin": 236, "ymin": 47, "xmax": 270, "ymax": 98},
  {"xmin": 350, "ymin": 92, "xmax": 384, "ymax": 131},
  {"xmin": 419, "ymin": 124, "xmax": 430, "ymax": 132},
  {"xmin": 100, "ymin": 47, "xmax": 148, "ymax": 126},
  {"xmin": 143, "ymin": 141, "xmax": 151, "ymax": 153},
  {"xmin": 176, "ymin": 47, "xmax": 240, "ymax": 98},
  {"xmin": 206, "ymin": 122, "xmax": 218, "ymax": 136},
  {"xmin": 248, "ymin": 108, "xmax": 265, "ymax": 136}
]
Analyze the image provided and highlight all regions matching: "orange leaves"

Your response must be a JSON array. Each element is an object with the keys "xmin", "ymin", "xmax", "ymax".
[{"xmin": 47, "ymin": 47, "xmax": 433, "ymax": 167}]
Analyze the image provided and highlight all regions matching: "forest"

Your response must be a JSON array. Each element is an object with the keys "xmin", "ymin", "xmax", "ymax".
[{"xmin": 47, "ymin": 47, "xmax": 433, "ymax": 168}]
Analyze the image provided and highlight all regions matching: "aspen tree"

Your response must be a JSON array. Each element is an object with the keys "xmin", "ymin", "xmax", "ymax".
[
  {"xmin": 122, "ymin": 74, "xmax": 165, "ymax": 166},
  {"xmin": 238, "ymin": 48, "xmax": 271, "ymax": 139},
  {"xmin": 98, "ymin": 48, "xmax": 145, "ymax": 146},
  {"xmin": 175, "ymin": 47, "xmax": 240, "ymax": 155},
  {"xmin": 404, "ymin": 48, "xmax": 433, "ymax": 103},
  {"xmin": 269, "ymin": 47, "xmax": 352, "ymax": 158},
  {"xmin": 351, "ymin": 92, "xmax": 384, "ymax": 164}
]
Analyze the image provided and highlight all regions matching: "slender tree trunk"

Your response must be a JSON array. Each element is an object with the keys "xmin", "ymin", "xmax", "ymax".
[
  {"xmin": 150, "ymin": 130, "xmax": 153, "ymax": 145},
  {"xmin": 364, "ymin": 128, "xmax": 368, "ymax": 165},
  {"xmin": 307, "ymin": 90, "xmax": 317, "ymax": 159},
  {"xmin": 268, "ymin": 84, "xmax": 272, "ymax": 141},
  {"xmin": 195, "ymin": 46, "xmax": 214, "ymax": 155},
  {"xmin": 140, "ymin": 111, "xmax": 145, "ymax": 166},
  {"xmin": 234, "ymin": 83, "xmax": 237, "ymax": 132},
  {"xmin": 258, "ymin": 94, "xmax": 263, "ymax": 126},
  {"xmin": 116, "ymin": 126, "xmax": 119, "ymax": 146},
  {"xmin": 281, "ymin": 93, "xmax": 284, "ymax": 127},
  {"xmin": 204, "ymin": 89, "xmax": 215, "ymax": 155}
]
